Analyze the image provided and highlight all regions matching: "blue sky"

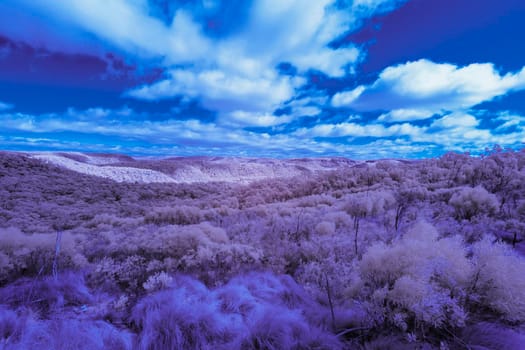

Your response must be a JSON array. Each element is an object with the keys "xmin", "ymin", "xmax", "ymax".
[{"xmin": 0, "ymin": 0, "xmax": 524, "ymax": 158}]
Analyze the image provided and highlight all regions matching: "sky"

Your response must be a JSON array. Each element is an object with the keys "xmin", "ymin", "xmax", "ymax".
[{"xmin": 0, "ymin": 0, "xmax": 524, "ymax": 159}]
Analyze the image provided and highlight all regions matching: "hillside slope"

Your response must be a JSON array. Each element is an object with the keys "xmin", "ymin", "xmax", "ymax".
[{"xmin": 30, "ymin": 152, "xmax": 355, "ymax": 183}]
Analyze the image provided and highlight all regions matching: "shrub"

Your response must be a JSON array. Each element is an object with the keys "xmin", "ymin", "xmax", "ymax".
[
  {"xmin": 0, "ymin": 272, "xmax": 92, "ymax": 317},
  {"xmin": 0, "ymin": 308, "xmax": 132, "ymax": 350},
  {"xmin": 144, "ymin": 205, "xmax": 203, "ymax": 226},
  {"xmin": 90, "ymin": 223, "xmax": 260, "ymax": 292},
  {"xmin": 352, "ymin": 221, "xmax": 471, "ymax": 331},
  {"xmin": 0, "ymin": 228, "xmax": 87, "ymax": 284},
  {"xmin": 471, "ymin": 237, "xmax": 525, "ymax": 321},
  {"xmin": 315, "ymin": 221, "xmax": 336, "ymax": 236},
  {"xmin": 0, "ymin": 305, "xmax": 24, "ymax": 344},
  {"xmin": 461, "ymin": 322, "xmax": 525, "ymax": 350},
  {"xmin": 143, "ymin": 272, "xmax": 173, "ymax": 293},
  {"xmin": 132, "ymin": 272, "xmax": 342, "ymax": 350},
  {"xmin": 133, "ymin": 276, "xmax": 232, "ymax": 350},
  {"xmin": 93, "ymin": 255, "xmax": 153, "ymax": 292},
  {"xmin": 449, "ymin": 186, "xmax": 499, "ymax": 221}
]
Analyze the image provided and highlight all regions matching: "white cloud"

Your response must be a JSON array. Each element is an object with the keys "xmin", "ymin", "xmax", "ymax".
[
  {"xmin": 121, "ymin": 0, "xmax": 368, "ymax": 114},
  {"xmin": 421, "ymin": 112, "xmax": 523, "ymax": 148},
  {"xmin": 419, "ymin": 114, "xmax": 491, "ymax": 147},
  {"xmin": 295, "ymin": 121, "xmax": 422, "ymax": 138},
  {"xmin": 127, "ymin": 69, "xmax": 303, "ymax": 112},
  {"xmin": 378, "ymin": 109, "xmax": 435, "ymax": 122},
  {"xmin": 2, "ymin": 106, "xmax": 523, "ymax": 158},
  {"xmin": 293, "ymin": 111, "xmax": 524, "ymax": 152},
  {"xmin": 64, "ymin": 107, "xmax": 133, "ymax": 120},
  {"xmin": 8, "ymin": 0, "xmax": 379, "ymax": 77},
  {"xmin": 495, "ymin": 112, "xmax": 525, "ymax": 132},
  {"xmin": 5, "ymin": 0, "xmax": 409, "ymax": 121},
  {"xmin": 0, "ymin": 108, "xmax": 348, "ymax": 156},
  {"xmin": 8, "ymin": 0, "xmax": 211, "ymax": 62},
  {"xmin": 0, "ymin": 101, "xmax": 13, "ymax": 111},
  {"xmin": 219, "ymin": 111, "xmax": 293, "ymax": 127},
  {"xmin": 430, "ymin": 112, "xmax": 479, "ymax": 129},
  {"xmin": 289, "ymin": 47, "xmax": 360, "ymax": 77},
  {"xmin": 284, "ymin": 95, "xmax": 327, "ymax": 118},
  {"xmin": 234, "ymin": 0, "xmax": 361, "ymax": 77},
  {"xmin": 332, "ymin": 86, "xmax": 365, "ymax": 107},
  {"xmin": 332, "ymin": 59, "xmax": 525, "ymax": 115},
  {"xmin": 352, "ymin": 0, "xmax": 407, "ymax": 14},
  {"xmin": 7, "ymin": 1, "xmax": 524, "ymax": 158},
  {"xmin": 293, "ymin": 105, "xmax": 322, "ymax": 117}
]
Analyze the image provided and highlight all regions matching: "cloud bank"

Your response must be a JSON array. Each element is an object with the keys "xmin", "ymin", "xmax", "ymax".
[
  {"xmin": 0, "ymin": 0, "xmax": 524, "ymax": 158},
  {"xmin": 332, "ymin": 59, "xmax": 525, "ymax": 120}
]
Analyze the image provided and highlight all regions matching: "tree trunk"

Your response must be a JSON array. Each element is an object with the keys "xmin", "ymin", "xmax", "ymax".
[{"xmin": 354, "ymin": 216, "xmax": 360, "ymax": 256}]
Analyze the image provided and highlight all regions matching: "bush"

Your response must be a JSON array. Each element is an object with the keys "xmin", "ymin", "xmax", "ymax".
[
  {"xmin": 0, "ymin": 308, "xmax": 132, "ymax": 350},
  {"xmin": 0, "ymin": 272, "xmax": 92, "ymax": 317},
  {"xmin": 471, "ymin": 237, "xmax": 525, "ymax": 321},
  {"xmin": 449, "ymin": 186, "xmax": 499, "ymax": 221},
  {"xmin": 132, "ymin": 272, "xmax": 342, "ymax": 350},
  {"xmin": 0, "ymin": 227, "xmax": 87, "ymax": 284},
  {"xmin": 143, "ymin": 271, "xmax": 173, "ymax": 293},
  {"xmin": 461, "ymin": 322, "xmax": 525, "ymax": 350},
  {"xmin": 90, "ymin": 223, "xmax": 261, "ymax": 292},
  {"xmin": 144, "ymin": 205, "xmax": 203, "ymax": 226},
  {"xmin": 351, "ymin": 222, "xmax": 471, "ymax": 331},
  {"xmin": 315, "ymin": 221, "xmax": 336, "ymax": 236}
]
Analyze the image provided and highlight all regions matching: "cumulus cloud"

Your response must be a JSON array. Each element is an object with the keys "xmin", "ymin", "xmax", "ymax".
[
  {"xmin": 120, "ymin": 0, "xmax": 368, "ymax": 114},
  {"xmin": 1, "ymin": 106, "xmax": 523, "ymax": 158},
  {"xmin": 278, "ymin": 95, "xmax": 327, "ymax": 119},
  {"xmin": 332, "ymin": 59, "xmax": 525, "ymax": 119},
  {"xmin": 219, "ymin": 111, "xmax": 293, "ymax": 127},
  {"xmin": 0, "ymin": 101, "xmax": 13, "ymax": 111},
  {"xmin": 64, "ymin": 106, "xmax": 133, "ymax": 120},
  {"xmin": 8, "ymin": 0, "xmax": 371, "ymax": 74},
  {"xmin": 430, "ymin": 112, "xmax": 479, "ymax": 129},
  {"xmin": 423, "ymin": 112, "xmax": 524, "ymax": 148},
  {"xmin": 235, "ymin": 0, "xmax": 358, "ymax": 77},
  {"xmin": 294, "ymin": 121, "xmax": 422, "ymax": 138},
  {"xmin": 327, "ymin": 59, "xmax": 525, "ymax": 152},
  {"xmin": 0, "ymin": 108, "xmax": 347, "ymax": 156},
  {"xmin": 3, "ymin": 0, "xmax": 410, "ymax": 121},
  {"xmin": 209, "ymin": 0, "xmax": 405, "ymax": 78},
  {"xmin": 494, "ymin": 112, "xmax": 525, "ymax": 132},
  {"xmin": 209, "ymin": 95, "xmax": 325, "ymax": 128},
  {"xmin": 331, "ymin": 86, "xmax": 365, "ymax": 107},
  {"xmin": 294, "ymin": 111, "xmax": 524, "ymax": 153},
  {"xmin": 4, "ymin": 0, "xmax": 211, "ymax": 62},
  {"xmin": 352, "ymin": 0, "xmax": 408, "ymax": 14},
  {"xmin": 378, "ymin": 108, "xmax": 436, "ymax": 122},
  {"xmin": 127, "ymin": 69, "xmax": 303, "ymax": 113},
  {"xmin": 3, "ymin": 1, "xmax": 523, "ymax": 158},
  {"xmin": 421, "ymin": 113, "xmax": 492, "ymax": 147}
]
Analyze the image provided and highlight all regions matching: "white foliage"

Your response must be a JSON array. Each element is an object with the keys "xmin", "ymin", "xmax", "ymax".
[
  {"xmin": 471, "ymin": 237, "xmax": 525, "ymax": 321},
  {"xmin": 315, "ymin": 221, "xmax": 336, "ymax": 235},
  {"xmin": 449, "ymin": 185, "xmax": 499, "ymax": 220},
  {"xmin": 355, "ymin": 221, "xmax": 471, "ymax": 328},
  {"xmin": 143, "ymin": 271, "xmax": 173, "ymax": 292},
  {"xmin": 32, "ymin": 154, "xmax": 177, "ymax": 183}
]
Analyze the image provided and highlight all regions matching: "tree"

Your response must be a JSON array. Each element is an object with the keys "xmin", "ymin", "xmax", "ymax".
[
  {"xmin": 344, "ymin": 191, "xmax": 395, "ymax": 255},
  {"xmin": 393, "ymin": 183, "xmax": 427, "ymax": 231}
]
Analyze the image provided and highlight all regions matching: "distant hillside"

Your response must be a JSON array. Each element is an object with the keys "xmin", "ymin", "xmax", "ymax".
[{"xmin": 29, "ymin": 152, "xmax": 357, "ymax": 184}]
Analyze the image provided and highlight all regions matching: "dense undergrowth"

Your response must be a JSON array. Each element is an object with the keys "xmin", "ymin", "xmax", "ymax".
[{"xmin": 1, "ymin": 149, "xmax": 525, "ymax": 349}]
